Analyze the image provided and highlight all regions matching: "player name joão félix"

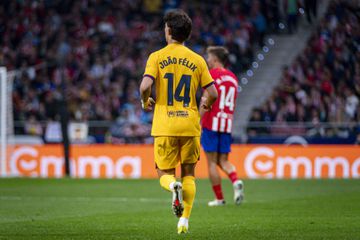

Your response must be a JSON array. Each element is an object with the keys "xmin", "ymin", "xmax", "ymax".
[{"xmin": 159, "ymin": 56, "xmax": 197, "ymax": 72}]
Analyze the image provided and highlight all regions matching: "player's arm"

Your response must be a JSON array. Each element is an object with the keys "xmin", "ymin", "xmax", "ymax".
[
  {"xmin": 200, "ymin": 83, "xmax": 217, "ymax": 117},
  {"xmin": 140, "ymin": 52, "xmax": 158, "ymax": 111},
  {"xmin": 199, "ymin": 58, "xmax": 218, "ymax": 117},
  {"xmin": 139, "ymin": 76, "xmax": 155, "ymax": 112}
]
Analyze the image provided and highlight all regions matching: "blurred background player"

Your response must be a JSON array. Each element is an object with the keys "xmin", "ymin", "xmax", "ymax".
[
  {"xmin": 139, "ymin": 10, "xmax": 218, "ymax": 234},
  {"xmin": 201, "ymin": 46, "xmax": 244, "ymax": 207}
]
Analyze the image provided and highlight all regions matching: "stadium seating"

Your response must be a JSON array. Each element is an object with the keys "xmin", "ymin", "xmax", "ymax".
[
  {"xmin": 248, "ymin": 1, "xmax": 360, "ymax": 140},
  {"xmin": 5, "ymin": 0, "xmax": 356, "ymax": 143},
  {"xmin": 1, "ymin": 0, "xmax": 281, "ymax": 143}
]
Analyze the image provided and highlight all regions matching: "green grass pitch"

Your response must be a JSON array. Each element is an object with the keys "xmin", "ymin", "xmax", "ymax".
[{"xmin": 0, "ymin": 178, "xmax": 359, "ymax": 239}]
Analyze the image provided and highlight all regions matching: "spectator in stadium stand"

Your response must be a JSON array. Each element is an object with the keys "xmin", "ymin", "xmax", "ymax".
[
  {"xmin": 248, "ymin": 0, "xmax": 360, "ymax": 140},
  {"xmin": 1, "ymin": 0, "xmax": 280, "ymax": 142},
  {"xmin": 24, "ymin": 114, "xmax": 43, "ymax": 136},
  {"xmin": 250, "ymin": 0, "xmax": 267, "ymax": 47},
  {"xmin": 285, "ymin": 0, "xmax": 299, "ymax": 34},
  {"xmin": 304, "ymin": 0, "xmax": 318, "ymax": 24}
]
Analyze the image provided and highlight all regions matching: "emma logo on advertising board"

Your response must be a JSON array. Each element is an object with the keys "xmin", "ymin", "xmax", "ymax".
[
  {"xmin": 243, "ymin": 147, "xmax": 360, "ymax": 179},
  {"xmin": 4, "ymin": 145, "xmax": 360, "ymax": 179},
  {"xmin": 10, "ymin": 146, "xmax": 61, "ymax": 177},
  {"xmin": 8, "ymin": 146, "xmax": 142, "ymax": 178}
]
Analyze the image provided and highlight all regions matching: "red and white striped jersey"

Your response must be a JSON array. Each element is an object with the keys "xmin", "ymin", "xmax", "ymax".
[{"xmin": 201, "ymin": 67, "xmax": 239, "ymax": 133}]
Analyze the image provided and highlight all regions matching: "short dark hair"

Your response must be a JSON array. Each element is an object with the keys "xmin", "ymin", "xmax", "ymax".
[
  {"xmin": 206, "ymin": 46, "xmax": 229, "ymax": 65},
  {"xmin": 164, "ymin": 9, "xmax": 192, "ymax": 43}
]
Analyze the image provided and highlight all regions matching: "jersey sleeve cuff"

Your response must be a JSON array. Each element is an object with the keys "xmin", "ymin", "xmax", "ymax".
[
  {"xmin": 143, "ymin": 74, "xmax": 155, "ymax": 82},
  {"xmin": 202, "ymin": 81, "xmax": 214, "ymax": 89}
]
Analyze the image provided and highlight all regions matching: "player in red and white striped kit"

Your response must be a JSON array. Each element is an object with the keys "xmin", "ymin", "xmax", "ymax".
[{"xmin": 200, "ymin": 46, "xmax": 244, "ymax": 207}]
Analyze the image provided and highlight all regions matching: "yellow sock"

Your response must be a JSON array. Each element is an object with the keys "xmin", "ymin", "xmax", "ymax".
[
  {"xmin": 159, "ymin": 174, "xmax": 176, "ymax": 192},
  {"xmin": 181, "ymin": 176, "xmax": 196, "ymax": 219}
]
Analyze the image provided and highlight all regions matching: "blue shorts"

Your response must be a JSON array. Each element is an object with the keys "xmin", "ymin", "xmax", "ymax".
[{"xmin": 201, "ymin": 128, "xmax": 232, "ymax": 153}]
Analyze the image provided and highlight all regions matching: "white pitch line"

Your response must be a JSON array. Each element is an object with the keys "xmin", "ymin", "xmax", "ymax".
[
  {"xmin": 0, "ymin": 196, "xmax": 255, "ymax": 204},
  {"xmin": 0, "ymin": 196, "xmax": 170, "ymax": 203}
]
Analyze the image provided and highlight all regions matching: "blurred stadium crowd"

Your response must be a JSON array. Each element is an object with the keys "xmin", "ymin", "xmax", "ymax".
[
  {"xmin": 2, "ymin": 0, "xmax": 358, "ymax": 143},
  {"xmin": 0, "ymin": 0, "xmax": 287, "ymax": 142},
  {"xmin": 248, "ymin": 1, "xmax": 360, "ymax": 140}
]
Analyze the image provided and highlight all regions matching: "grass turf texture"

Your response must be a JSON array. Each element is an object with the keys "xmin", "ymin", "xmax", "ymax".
[{"xmin": 0, "ymin": 179, "xmax": 359, "ymax": 239}]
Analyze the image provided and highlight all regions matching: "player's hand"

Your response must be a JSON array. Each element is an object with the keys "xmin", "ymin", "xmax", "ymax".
[
  {"xmin": 200, "ymin": 97, "xmax": 211, "ymax": 117},
  {"xmin": 141, "ymin": 97, "xmax": 155, "ymax": 112}
]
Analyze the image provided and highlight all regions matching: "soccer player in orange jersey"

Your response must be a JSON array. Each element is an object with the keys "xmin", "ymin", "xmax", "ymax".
[{"xmin": 139, "ymin": 10, "xmax": 218, "ymax": 233}]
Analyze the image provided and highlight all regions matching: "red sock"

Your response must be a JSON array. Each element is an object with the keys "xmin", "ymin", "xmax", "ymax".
[
  {"xmin": 228, "ymin": 171, "xmax": 238, "ymax": 184},
  {"xmin": 212, "ymin": 184, "xmax": 224, "ymax": 200}
]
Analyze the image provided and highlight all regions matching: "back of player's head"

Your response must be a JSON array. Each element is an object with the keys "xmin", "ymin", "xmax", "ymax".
[
  {"xmin": 206, "ymin": 46, "xmax": 229, "ymax": 66},
  {"xmin": 164, "ymin": 9, "xmax": 192, "ymax": 43}
]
